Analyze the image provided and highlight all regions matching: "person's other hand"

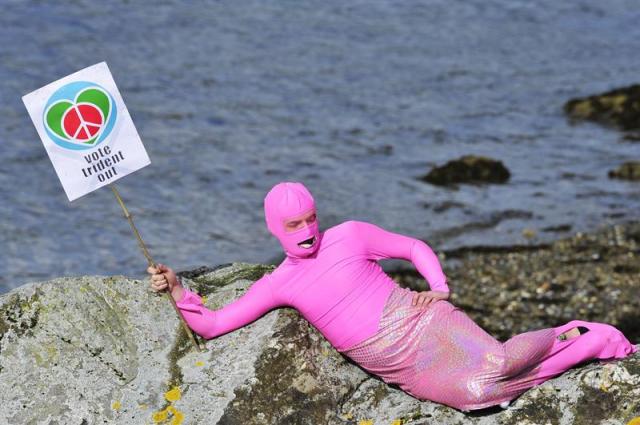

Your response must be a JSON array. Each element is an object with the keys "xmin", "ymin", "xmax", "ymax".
[
  {"xmin": 147, "ymin": 263, "xmax": 179, "ymax": 294},
  {"xmin": 412, "ymin": 290, "xmax": 450, "ymax": 308}
]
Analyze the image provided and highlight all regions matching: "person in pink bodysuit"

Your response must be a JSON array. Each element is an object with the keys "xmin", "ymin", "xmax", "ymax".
[{"xmin": 148, "ymin": 181, "xmax": 637, "ymax": 412}]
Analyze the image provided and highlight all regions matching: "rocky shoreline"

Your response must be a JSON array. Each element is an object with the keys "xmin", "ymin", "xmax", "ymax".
[
  {"xmin": 0, "ymin": 219, "xmax": 638, "ymax": 424},
  {"xmin": 389, "ymin": 218, "xmax": 640, "ymax": 344}
]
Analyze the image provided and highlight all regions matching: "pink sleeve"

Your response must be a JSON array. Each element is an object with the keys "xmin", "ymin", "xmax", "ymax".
[
  {"xmin": 175, "ymin": 274, "xmax": 279, "ymax": 339},
  {"xmin": 353, "ymin": 220, "xmax": 450, "ymax": 292}
]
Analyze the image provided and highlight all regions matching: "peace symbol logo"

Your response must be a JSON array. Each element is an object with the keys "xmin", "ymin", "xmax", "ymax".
[{"xmin": 43, "ymin": 81, "xmax": 117, "ymax": 150}]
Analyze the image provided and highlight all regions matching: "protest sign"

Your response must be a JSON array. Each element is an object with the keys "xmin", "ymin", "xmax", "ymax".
[
  {"xmin": 22, "ymin": 61, "xmax": 150, "ymax": 201},
  {"xmin": 22, "ymin": 62, "xmax": 203, "ymax": 352}
]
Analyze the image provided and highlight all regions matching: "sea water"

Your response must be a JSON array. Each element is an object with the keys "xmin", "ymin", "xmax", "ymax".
[{"xmin": 1, "ymin": 0, "xmax": 639, "ymax": 292}]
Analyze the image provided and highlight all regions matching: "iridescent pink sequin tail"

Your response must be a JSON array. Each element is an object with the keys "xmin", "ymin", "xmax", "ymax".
[{"xmin": 339, "ymin": 286, "xmax": 637, "ymax": 411}]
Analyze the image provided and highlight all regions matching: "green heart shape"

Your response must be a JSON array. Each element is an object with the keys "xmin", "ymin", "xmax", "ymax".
[
  {"xmin": 45, "ymin": 88, "xmax": 111, "ymax": 143},
  {"xmin": 76, "ymin": 88, "xmax": 111, "ymax": 123},
  {"xmin": 46, "ymin": 101, "xmax": 73, "ymax": 140}
]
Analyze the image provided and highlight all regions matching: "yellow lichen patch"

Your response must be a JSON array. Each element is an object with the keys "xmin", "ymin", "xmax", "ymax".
[
  {"xmin": 152, "ymin": 408, "xmax": 168, "ymax": 423},
  {"xmin": 165, "ymin": 386, "xmax": 181, "ymax": 402},
  {"xmin": 391, "ymin": 420, "xmax": 405, "ymax": 425},
  {"xmin": 112, "ymin": 400, "xmax": 121, "ymax": 411},
  {"xmin": 571, "ymin": 100, "xmax": 593, "ymax": 118},
  {"xmin": 600, "ymin": 94, "xmax": 627, "ymax": 112},
  {"xmin": 152, "ymin": 406, "xmax": 185, "ymax": 425},
  {"xmin": 195, "ymin": 361, "xmax": 205, "ymax": 367},
  {"xmin": 201, "ymin": 296, "xmax": 207, "ymax": 303},
  {"xmin": 167, "ymin": 406, "xmax": 185, "ymax": 425},
  {"xmin": 79, "ymin": 286, "xmax": 88, "ymax": 293},
  {"xmin": 522, "ymin": 228, "xmax": 536, "ymax": 239},
  {"xmin": 627, "ymin": 417, "xmax": 640, "ymax": 425},
  {"xmin": 358, "ymin": 420, "xmax": 374, "ymax": 425},
  {"xmin": 342, "ymin": 412, "xmax": 354, "ymax": 420}
]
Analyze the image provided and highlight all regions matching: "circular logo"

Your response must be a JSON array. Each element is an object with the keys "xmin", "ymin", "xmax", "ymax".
[{"xmin": 43, "ymin": 81, "xmax": 117, "ymax": 150}]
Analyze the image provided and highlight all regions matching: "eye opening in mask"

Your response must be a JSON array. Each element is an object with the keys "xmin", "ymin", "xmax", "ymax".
[{"xmin": 283, "ymin": 209, "xmax": 317, "ymax": 233}]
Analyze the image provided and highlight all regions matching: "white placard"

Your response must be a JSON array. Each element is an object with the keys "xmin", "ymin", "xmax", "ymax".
[{"xmin": 22, "ymin": 61, "xmax": 150, "ymax": 201}]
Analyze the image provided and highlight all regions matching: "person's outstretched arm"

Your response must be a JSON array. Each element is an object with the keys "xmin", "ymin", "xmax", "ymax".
[
  {"xmin": 351, "ymin": 220, "xmax": 449, "ymax": 292},
  {"xmin": 175, "ymin": 273, "xmax": 279, "ymax": 340}
]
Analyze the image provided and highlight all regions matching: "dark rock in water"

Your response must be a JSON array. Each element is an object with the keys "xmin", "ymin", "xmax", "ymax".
[
  {"xmin": 419, "ymin": 155, "xmax": 510, "ymax": 186},
  {"xmin": 564, "ymin": 84, "xmax": 640, "ymax": 131},
  {"xmin": 541, "ymin": 224, "xmax": 573, "ymax": 233},
  {"xmin": 424, "ymin": 200, "xmax": 467, "ymax": 213},
  {"xmin": 608, "ymin": 161, "xmax": 640, "ymax": 181},
  {"xmin": 622, "ymin": 132, "xmax": 640, "ymax": 142}
]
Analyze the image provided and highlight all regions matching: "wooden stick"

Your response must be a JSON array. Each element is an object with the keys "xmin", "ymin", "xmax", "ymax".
[{"xmin": 109, "ymin": 183, "xmax": 204, "ymax": 352}]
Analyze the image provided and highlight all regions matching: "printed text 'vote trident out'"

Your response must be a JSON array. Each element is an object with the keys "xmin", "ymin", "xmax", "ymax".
[{"xmin": 81, "ymin": 145, "xmax": 125, "ymax": 183}]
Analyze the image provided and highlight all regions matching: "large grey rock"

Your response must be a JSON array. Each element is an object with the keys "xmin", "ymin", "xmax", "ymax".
[{"xmin": 0, "ymin": 262, "xmax": 638, "ymax": 425}]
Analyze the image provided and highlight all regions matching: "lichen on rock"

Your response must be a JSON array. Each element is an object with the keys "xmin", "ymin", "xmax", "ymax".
[{"xmin": 0, "ymin": 227, "xmax": 638, "ymax": 424}]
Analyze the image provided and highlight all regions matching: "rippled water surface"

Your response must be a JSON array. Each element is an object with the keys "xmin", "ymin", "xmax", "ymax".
[{"xmin": 1, "ymin": 0, "xmax": 639, "ymax": 293}]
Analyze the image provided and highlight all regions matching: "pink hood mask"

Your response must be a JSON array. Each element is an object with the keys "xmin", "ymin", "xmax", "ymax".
[{"xmin": 264, "ymin": 182, "xmax": 321, "ymax": 259}]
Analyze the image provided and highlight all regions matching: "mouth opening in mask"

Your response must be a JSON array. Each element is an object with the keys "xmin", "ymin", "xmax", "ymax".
[{"xmin": 298, "ymin": 235, "xmax": 316, "ymax": 249}]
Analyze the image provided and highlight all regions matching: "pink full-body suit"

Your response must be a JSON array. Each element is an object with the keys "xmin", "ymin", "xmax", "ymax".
[{"xmin": 174, "ymin": 182, "xmax": 637, "ymax": 411}]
